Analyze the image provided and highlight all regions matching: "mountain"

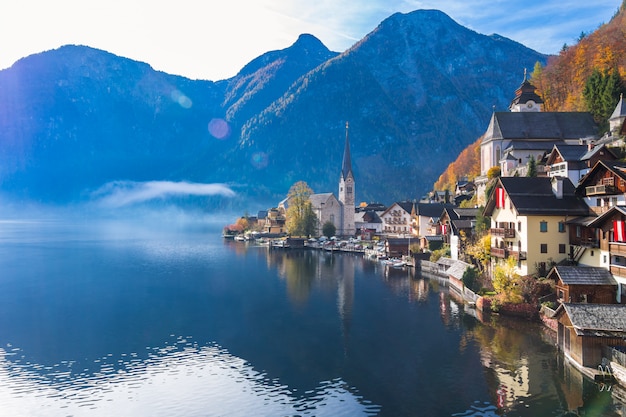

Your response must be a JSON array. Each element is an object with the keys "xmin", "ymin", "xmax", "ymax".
[{"xmin": 0, "ymin": 10, "xmax": 546, "ymax": 208}]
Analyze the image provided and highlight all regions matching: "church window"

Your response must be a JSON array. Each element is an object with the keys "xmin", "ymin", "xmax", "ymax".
[{"xmin": 347, "ymin": 186, "xmax": 352, "ymax": 193}]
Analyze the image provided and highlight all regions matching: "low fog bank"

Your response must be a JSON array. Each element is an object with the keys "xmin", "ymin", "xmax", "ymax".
[{"xmin": 0, "ymin": 180, "xmax": 275, "ymax": 235}]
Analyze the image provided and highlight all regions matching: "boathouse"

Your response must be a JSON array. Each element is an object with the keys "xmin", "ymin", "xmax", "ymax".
[
  {"xmin": 548, "ymin": 265, "xmax": 618, "ymax": 304},
  {"xmin": 554, "ymin": 303, "xmax": 626, "ymax": 368}
]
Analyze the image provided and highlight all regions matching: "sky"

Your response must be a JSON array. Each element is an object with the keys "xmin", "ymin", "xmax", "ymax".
[{"xmin": 0, "ymin": 0, "xmax": 622, "ymax": 81}]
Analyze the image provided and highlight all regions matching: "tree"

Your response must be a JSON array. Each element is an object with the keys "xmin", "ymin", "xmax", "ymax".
[
  {"xmin": 492, "ymin": 257, "xmax": 523, "ymax": 304},
  {"xmin": 322, "ymin": 221, "xmax": 336, "ymax": 238},
  {"xmin": 285, "ymin": 181, "xmax": 317, "ymax": 237},
  {"xmin": 526, "ymin": 155, "xmax": 537, "ymax": 177},
  {"xmin": 583, "ymin": 68, "xmax": 626, "ymax": 133}
]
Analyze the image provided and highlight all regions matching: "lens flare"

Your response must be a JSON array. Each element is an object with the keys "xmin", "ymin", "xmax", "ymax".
[
  {"xmin": 251, "ymin": 152, "xmax": 269, "ymax": 169},
  {"xmin": 170, "ymin": 89, "xmax": 192, "ymax": 109},
  {"xmin": 208, "ymin": 118, "xmax": 231, "ymax": 140}
]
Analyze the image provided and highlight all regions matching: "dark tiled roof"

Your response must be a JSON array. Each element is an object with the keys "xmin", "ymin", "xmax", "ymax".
[
  {"xmin": 610, "ymin": 95, "xmax": 626, "ymax": 120},
  {"xmin": 484, "ymin": 112, "xmax": 598, "ymax": 142},
  {"xmin": 488, "ymin": 177, "xmax": 590, "ymax": 216},
  {"xmin": 550, "ymin": 144, "xmax": 589, "ymax": 162},
  {"xmin": 415, "ymin": 203, "xmax": 454, "ymax": 218},
  {"xmin": 558, "ymin": 303, "xmax": 626, "ymax": 336},
  {"xmin": 552, "ymin": 266, "xmax": 616, "ymax": 286}
]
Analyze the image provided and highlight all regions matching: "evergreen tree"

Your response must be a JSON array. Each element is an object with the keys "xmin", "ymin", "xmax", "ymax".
[
  {"xmin": 583, "ymin": 68, "xmax": 626, "ymax": 133},
  {"xmin": 526, "ymin": 156, "xmax": 537, "ymax": 177}
]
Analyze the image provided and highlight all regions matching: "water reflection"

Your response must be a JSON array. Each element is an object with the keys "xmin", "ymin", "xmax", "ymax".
[
  {"xmin": 0, "ymin": 337, "xmax": 380, "ymax": 417},
  {"xmin": 0, "ymin": 222, "xmax": 624, "ymax": 416}
]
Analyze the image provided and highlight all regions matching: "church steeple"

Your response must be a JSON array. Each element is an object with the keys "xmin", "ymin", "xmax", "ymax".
[
  {"xmin": 341, "ymin": 121, "xmax": 353, "ymax": 180},
  {"xmin": 338, "ymin": 121, "xmax": 355, "ymax": 237},
  {"xmin": 509, "ymin": 68, "xmax": 543, "ymax": 112}
]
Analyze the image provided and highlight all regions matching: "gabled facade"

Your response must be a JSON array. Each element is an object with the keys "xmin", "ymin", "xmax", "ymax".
[
  {"xmin": 547, "ymin": 265, "xmax": 617, "ymax": 304},
  {"xmin": 585, "ymin": 206, "xmax": 626, "ymax": 303},
  {"xmin": 310, "ymin": 193, "xmax": 342, "ymax": 237},
  {"xmin": 413, "ymin": 202, "xmax": 455, "ymax": 238},
  {"xmin": 380, "ymin": 201, "xmax": 414, "ymax": 235},
  {"xmin": 576, "ymin": 160, "xmax": 626, "ymax": 215},
  {"xmin": 545, "ymin": 143, "xmax": 617, "ymax": 186},
  {"xmin": 439, "ymin": 207, "xmax": 479, "ymax": 261},
  {"xmin": 484, "ymin": 176, "xmax": 590, "ymax": 276}
]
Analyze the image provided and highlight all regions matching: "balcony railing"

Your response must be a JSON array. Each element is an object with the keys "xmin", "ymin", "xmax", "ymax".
[
  {"xmin": 491, "ymin": 228, "xmax": 515, "ymax": 238},
  {"xmin": 585, "ymin": 184, "xmax": 616, "ymax": 196},
  {"xmin": 491, "ymin": 247, "xmax": 526, "ymax": 260}
]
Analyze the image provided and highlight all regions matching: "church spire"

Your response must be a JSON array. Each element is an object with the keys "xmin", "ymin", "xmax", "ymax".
[{"xmin": 342, "ymin": 121, "xmax": 353, "ymax": 180}]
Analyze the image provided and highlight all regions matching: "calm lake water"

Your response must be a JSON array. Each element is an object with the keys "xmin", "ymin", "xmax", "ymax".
[{"xmin": 0, "ymin": 216, "xmax": 624, "ymax": 416}]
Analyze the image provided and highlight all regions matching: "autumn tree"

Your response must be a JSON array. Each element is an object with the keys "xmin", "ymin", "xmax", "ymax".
[
  {"xmin": 492, "ymin": 257, "xmax": 523, "ymax": 304},
  {"xmin": 285, "ymin": 181, "xmax": 317, "ymax": 237}
]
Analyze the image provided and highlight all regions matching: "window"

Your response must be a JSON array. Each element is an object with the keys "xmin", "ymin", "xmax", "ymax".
[
  {"xmin": 576, "ymin": 226, "xmax": 581, "ymax": 238},
  {"xmin": 540, "ymin": 221, "xmax": 548, "ymax": 233},
  {"xmin": 518, "ymin": 221, "xmax": 522, "ymax": 232},
  {"xmin": 603, "ymin": 177, "xmax": 614, "ymax": 186},
  {"xmin": 559, "ymin": 244, "xmax": 566, "ymax": 254},
  {"xmin": 540, "ymin": 244, "xmax": 548, "ymax": 253},
  {"xmin": 558, "ymin": 222, "xmax": 566, "ymax": 233}
]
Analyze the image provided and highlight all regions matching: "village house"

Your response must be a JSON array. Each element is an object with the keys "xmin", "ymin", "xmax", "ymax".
[
  {"xmin": 545, "ymin": 143, "xmax": 618, "ymax": 186},
  {"xmin": 380, "ymin": 201, "xmax": 415, "ymax": 236},
  {"xmin": 484, "ymin": 176, "xmax": 591, "ymax": 277},
  {"xmin": 437, "ymin": 206, "xmax": 479, "ymax": 261},
  {"xmin": 584, "ymin": 206, "xmax": 626, "ymax": 303},
  {"xmin": 576, "ymin": 160, "xmax": 626, "ymax": 215},
  {"xmin": 413, "ymin": 202, "xmax": 455, "ymax": 239},
  {"xmin": 547, "ymin": 265, "xmax": 617, "ymax": 304}
]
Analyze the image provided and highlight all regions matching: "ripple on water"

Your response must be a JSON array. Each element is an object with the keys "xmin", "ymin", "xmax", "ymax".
[{"xmin": 0, "ymin": 337, "xmax": 380, "ymax": 416}]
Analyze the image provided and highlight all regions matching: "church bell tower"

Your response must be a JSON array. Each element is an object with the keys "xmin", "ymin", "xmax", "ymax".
[{"xmin": 338, "ymin": 122, "xmax": 356, "ymax": 236}]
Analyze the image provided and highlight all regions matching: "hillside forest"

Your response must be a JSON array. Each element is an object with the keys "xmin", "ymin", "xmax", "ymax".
[{"xmin": 434, "ymin": 0, "xmax": 626, "ymax": 193}]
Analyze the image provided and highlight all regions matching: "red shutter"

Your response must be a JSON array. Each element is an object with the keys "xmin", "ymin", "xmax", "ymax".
[
  {"xmin": 614, "ymin": 220, "xmax": 626, "ymax": 242},
  {"xmin": 496, "ymin": 188, "xmax": 505, "ymax": 209}
]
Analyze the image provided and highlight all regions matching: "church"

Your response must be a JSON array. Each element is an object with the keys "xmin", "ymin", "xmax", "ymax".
[
  {"xmin": 309, "ymin": 122, "xmax": 356, "ymax": 237},
  {"xmin": 476, "ymin": 71, "xmax": 599, "ymax": 203}
]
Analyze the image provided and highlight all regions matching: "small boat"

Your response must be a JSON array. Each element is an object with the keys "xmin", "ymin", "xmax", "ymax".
[{"xmin": 234, "ymin": 235, "xmax": 246, "ymax": 241}]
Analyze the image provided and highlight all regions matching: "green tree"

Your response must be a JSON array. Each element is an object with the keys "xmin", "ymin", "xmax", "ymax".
[
  {"xmin": 322, "ymin": 220, "xmax": 336, "ymax": 238},
  {"xmin": 526, "ymin": 155, "xmax": 537, "ymax": 177},
  {"xmin": 583, "ymin": 68, "xmax": 626, "ymax": 133},
  {"xmin": 285, "ymin": 181, "xmax": 317, "ymax": 237}
]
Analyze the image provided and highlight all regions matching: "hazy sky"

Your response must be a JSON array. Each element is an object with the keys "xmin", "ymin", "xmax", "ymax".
[{"xmin": 1, "ymin": 0, "xmax": 621, "ymax": 81}]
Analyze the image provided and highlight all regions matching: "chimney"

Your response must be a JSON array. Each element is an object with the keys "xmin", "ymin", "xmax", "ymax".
[
  {"xmin": 588, "ymin": 141, "xmax": 595, "ymax": 152},
  {"xmin": 552, "ymin": 177, "xmax": 563, "ymax": 199}
]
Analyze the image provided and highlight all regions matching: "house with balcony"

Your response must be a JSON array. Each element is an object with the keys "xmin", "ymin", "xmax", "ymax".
[
  {"xmin": 576, "ymin": 160, "xmax": 626, "ymax": 215},
  {"xmin": 544, "ymin": 143, "xmax": 618, "ymax": 186},
  {"xmin": 438, "ymin": 207, "xmax": 479, "ymax": 261},
  {"xmin": 380, "ymin": 201, "xmax": 415, "ymax": 236},
  {"xmin": 484, "ymin": 176, "xmax": 591, "ymax": 277},
  {"xmin": 413, "ymin": 202, "xmax": 455, "ymax": 238},
  {"xmin": 584, "ymin": 206, "xmax": 626, "ymax": 303}
]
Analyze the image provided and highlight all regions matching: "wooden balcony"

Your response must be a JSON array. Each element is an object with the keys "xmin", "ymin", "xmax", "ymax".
[
  {"xmin": 491, "ymin": 228, "xmax": 515, "ymax": 238},
  {"xmin": 491, "ymin": 247, "xmax": 526, "ymax": 260},
  {"xmin": 585, "ymin": 184, "xmax": 616, "ymax": 196}
]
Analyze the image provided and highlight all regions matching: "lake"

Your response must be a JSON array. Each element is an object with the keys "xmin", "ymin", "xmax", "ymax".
[{"xmin": 0, "ymin": 216, "xmax": 624, "ymax": 416}]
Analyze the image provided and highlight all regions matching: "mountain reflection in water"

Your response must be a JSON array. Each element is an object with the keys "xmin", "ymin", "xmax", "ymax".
[{"xmin": 0, "ymin": 218, "xmax": 623, "ymax": 416}]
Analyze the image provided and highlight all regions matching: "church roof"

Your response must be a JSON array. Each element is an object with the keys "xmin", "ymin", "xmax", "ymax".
[
  {"xmin": 482, "ymin": 112, "xmax": 598, "ymax": 144},
  {"xmin": 309, "ymin": 193, "xmax": 338, "ymax": 208},
  {"xmin": 610, "ymin": 94, "xmax": 626, "ymax": 121},
  {"xmin": 510, "ymin": 78, "xmax": 544, "ymax": 107},
  {"xmin": 341, "ymin": 123, "xmax": 353, "ymax": 180}
]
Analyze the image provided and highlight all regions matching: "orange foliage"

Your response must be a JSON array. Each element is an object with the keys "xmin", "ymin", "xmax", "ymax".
[
  {"xmin": 434, "ymin": 4, "xmax": 626, "ymax": 192},
  {"xmin": 434, "ymin": 136, "xmax": 482, "ymax": 191},
  {"xmin": 534, "ymin": 6, "xmax": 626, "ymax": 111}
]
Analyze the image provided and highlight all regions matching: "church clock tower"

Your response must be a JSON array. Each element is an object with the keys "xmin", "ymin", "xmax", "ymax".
[{"xmin": 338, "ymin": 122, "xmax": 356, "ymax": 236}]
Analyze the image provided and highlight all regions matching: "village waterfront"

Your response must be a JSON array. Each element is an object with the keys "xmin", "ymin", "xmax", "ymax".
[{"xmin": 0, "ymin": 217, "xmax": 624, "ymax": 416}]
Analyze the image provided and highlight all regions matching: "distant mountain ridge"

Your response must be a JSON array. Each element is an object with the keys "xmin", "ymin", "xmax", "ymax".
[{"xmin": 0, "ymin": 9, "xmax": 546, "ymax": 209}]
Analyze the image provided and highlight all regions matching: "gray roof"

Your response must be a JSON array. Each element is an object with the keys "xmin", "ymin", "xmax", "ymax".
[
  {"xmin": 558, "ymin": 303, "xmax": 626, "ymax": 337},
  {"xmin": 309, "ymin": 193, "xmax": 337, "ymax": 208},
  {"xmin": 446, "ymin": 260, "xmax": 472, "ymax": 280},
  {"xmin": 551, "ymin": 266, "xmax": 616, "ymax": 286},
  {"xmin": 610, "ymin": 95, "xmax": 626, "ymax": 121},
  {"xmin": 415, "ymin": 203, "xmax": 454, "ymax": 218},
  {"xmin": 483, "ymin": 112, "xmax": 598, "ymax": 143}
]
